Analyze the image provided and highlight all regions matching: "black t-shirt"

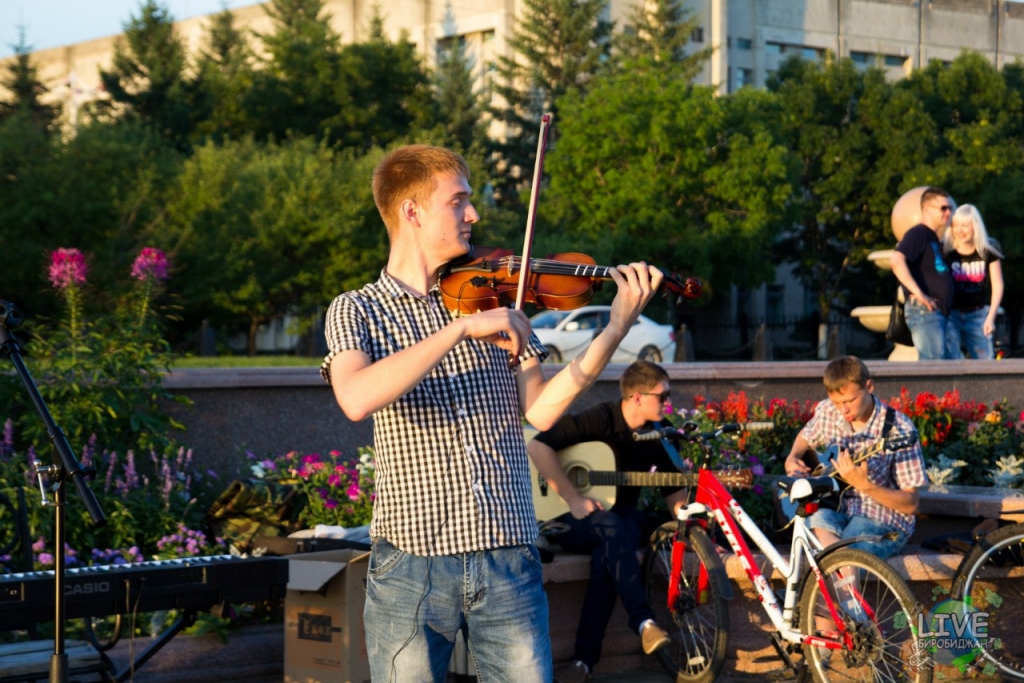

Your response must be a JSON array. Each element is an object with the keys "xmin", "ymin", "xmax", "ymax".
[
  {"xmin": 532, "ymin": 401, "xmax": 681, "ymax": 510},
  {"xmin": 895, "ymin": 224, "xmax": 954, "ymax": 313},
  {"xmin": 948, "ymin": 247, "xmax": 1000, "ymax": 311}
]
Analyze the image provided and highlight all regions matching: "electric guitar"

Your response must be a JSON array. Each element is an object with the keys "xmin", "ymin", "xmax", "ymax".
[
  {"xmin": 524, "ymin": 430, "xmax": 753, "ymax": 521},
  {"xmin": 775, "ymin": 432, "xmax": 918, "ymax": 524}
]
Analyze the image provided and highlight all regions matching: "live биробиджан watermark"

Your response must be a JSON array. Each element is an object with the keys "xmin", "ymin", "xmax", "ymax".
[{"xmin": 904, "ymin": 585, "xmax": 1005, "ymax": 677}]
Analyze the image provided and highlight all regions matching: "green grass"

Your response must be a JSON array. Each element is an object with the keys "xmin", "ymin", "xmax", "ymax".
[{"xmin": 171, "ymin": 355, "xmax": 322, "ymax": 368}]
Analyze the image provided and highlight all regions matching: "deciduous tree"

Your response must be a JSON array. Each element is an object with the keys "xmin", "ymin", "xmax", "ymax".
[{"xmin": 544, "ymin": 68, "xmax": 795, "ymax": 306}]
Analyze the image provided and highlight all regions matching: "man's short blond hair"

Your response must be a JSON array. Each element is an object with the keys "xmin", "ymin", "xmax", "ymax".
[
  {"xmin": 372, "ymin": 145, "xmax": 470, "ymax": 235},
  {"xmin": 620, "ymin": 360, "xmax": 669, "ymax": 398},
  {"xmin": 823, "ymin": 356, "xmax": 871, "ymax": 393}
]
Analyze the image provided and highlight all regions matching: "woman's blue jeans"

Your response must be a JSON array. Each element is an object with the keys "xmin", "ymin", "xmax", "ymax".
[{"xmin": 945, "ymin": 306, "xmax": 993, "ymax": 359}]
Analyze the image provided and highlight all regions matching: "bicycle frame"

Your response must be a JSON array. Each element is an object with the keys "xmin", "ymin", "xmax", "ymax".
[{"xmin": 676, "ymin": 467, "xmax": 866, "ymax": 652}]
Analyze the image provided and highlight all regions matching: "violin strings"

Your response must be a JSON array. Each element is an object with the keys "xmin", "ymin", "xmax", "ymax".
[{"xmin": 496, "ymin": 256, "xmax": 612, "ymax": 278}]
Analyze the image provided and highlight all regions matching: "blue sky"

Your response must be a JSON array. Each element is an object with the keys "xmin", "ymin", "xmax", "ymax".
[{"xmin": 0, "ymin": 0, "xmax": 255, "ymax": 59}]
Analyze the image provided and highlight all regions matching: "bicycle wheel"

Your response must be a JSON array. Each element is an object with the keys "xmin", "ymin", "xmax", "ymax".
[
  {"xmin": 799, "ymin": 548, "xmax": 931, "ymax": 683},
  {"xmin": 643, "ymin": 523, "xmax": 729, "ymax": 683},
  {"xmin": 951, "ymin": 521, "xmax": 1024, "ymax": 680}
]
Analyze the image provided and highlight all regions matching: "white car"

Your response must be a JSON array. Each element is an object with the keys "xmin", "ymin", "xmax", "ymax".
[{"xmin": 530, "ymin": 305, "xmax": 677, "ymax": 364}]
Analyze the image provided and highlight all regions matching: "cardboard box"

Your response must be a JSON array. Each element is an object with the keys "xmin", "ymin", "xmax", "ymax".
[{"xmin": 284, "ymin": 549, "xmax": 371, "ymax": 683}]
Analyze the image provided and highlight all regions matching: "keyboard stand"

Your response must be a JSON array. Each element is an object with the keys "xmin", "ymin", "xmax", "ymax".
[{"xmin": 100, "ymin": 608, "xmax": 198, "ymax": 682}]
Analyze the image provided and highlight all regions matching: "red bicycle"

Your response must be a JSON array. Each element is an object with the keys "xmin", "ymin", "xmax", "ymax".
[{"xmin": 641, "ymin": 422, "xmax": 930, "ymax": 683}]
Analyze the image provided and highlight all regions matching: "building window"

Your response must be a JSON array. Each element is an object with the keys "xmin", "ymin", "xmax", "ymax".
[
  {"xmin": 735, "ymin": 67, "xmax": 753, "ymax": 89},
  {"xmin": 691, "ymin": 27, "xmax": 704, "ymax": 43},
  {"xmin": 736, "ymin": 37, "xmax": 753, "ymax": 50},
  {"xmin": 884, "ymin": 54, "xmax": 906, "ymax": 67},
  {"xmin": 851, "ymin": 51, "xmax": 871, "ymax": 64},
  {"xmin": 436, "ymin": 34, "xmax": 466, "ymax": 61},
  {"xmin": 801, "ymin": 46, "xmax": 822, "ymax": 61},
  {"xmin": 765, "ymin": 41, "xmax": 783, "ymax": 54}
]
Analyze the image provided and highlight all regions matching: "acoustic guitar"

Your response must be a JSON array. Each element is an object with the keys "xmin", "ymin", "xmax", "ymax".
[{"xmin": 524, "ymin": 430, "xmax": 753, "ymax": 521}]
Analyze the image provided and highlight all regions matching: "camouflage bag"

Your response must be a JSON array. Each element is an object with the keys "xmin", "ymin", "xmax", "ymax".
[{"xmin": 207, "ymin": 479, "xmax": 304, "ymax": 548}]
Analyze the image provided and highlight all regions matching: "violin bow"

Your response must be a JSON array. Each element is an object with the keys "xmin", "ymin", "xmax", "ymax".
[{"xmin": 513, "ymin": 113, "xmax": 553, "ymax": 311}]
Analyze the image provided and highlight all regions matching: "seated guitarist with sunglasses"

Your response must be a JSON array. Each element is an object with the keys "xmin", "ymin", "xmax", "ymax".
[
  {"xmin": 783, "ymin": 356, "xmax": 927, "ymax": 559},
  {"xmin": 527, "ymin": 360, "xmax": 680, "ymax": 683}
]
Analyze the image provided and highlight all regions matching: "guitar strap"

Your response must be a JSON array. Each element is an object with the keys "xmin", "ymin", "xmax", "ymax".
[
  {"xmin": 659, "ymin": 435, "xmax": 689, "ymax": 474},
  {"xmin": 881, "ymin": 404, "xmax": 895, "ymax": 441}
]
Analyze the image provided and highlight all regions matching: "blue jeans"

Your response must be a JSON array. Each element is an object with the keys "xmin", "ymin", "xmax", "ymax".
[
  {"xmin": 945, "ymin": 306, "xmax": 993, "ymax": 360},
  {"xmin": 904, "ymin": 298, "xmax": 949, "ymax": 360},
  {"xmin": 807, "ymin": 508, "xmax": 908, "ymax": 559},
  {"xmin": 553, "ymin": 507, "xmax": 663, "ymax": 669},
  {"xmin": 364, "ymin": 538, "xmax": 551, "ymax": 683}
]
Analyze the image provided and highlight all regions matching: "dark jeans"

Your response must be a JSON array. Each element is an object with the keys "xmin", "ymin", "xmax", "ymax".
[{"xmin": 554, "ymin": 506, "xmax": 667, "ymax": 669}]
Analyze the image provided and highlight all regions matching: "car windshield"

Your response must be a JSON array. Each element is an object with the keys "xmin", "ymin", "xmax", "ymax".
[{"xmin": 530, "ymin": 311, "xmax": 571, "ymax": 329}]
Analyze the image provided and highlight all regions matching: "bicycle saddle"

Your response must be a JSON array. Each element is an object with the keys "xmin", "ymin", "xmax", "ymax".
[{"xmin": 777, "ymin": 476, "xmax": 838, "ymax": 502}]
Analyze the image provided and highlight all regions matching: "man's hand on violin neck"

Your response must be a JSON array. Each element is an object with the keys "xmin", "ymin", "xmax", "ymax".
[
  {"xmin": 459, "ymin": 307, "xmax": 531, "ymax": 356},
  {"xmin": 607, "ymin": 262, "xmax": 663, "ymax": 330}
]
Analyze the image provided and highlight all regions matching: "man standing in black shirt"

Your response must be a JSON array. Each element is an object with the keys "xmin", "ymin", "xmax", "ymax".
[
  {"xmin": 890, "ymin": 186, "xmax": 955, "ymax": 359},
  {"xmin": 527, "ymin": 361, "xmax": 682, "ymax": 683}
]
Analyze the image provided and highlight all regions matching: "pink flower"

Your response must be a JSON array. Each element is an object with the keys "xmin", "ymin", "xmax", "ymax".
[
  {"xmin": 328, "ymin": 474, "xmax": 341, "ymax": 487},
  {"xmin": 48, "ymin": 248, "xmax": 87, "ymax": 289},
  {"xmin": 130, "ymin": 247, "xmax": 169, "ymax": 281},
  {"xmin": 347, "ymin": 482, "xmax": 360, "ymax": 501}
]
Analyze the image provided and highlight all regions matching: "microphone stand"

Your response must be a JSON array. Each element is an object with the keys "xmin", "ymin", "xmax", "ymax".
[{"xmin": 0, "ymin": 300, "xmax": 107, "ymax": 683}]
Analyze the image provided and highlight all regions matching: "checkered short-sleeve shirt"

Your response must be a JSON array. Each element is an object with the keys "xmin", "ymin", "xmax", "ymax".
[
  {"xmin": 800, "ymin": 395, "xmax": 927, "ymax": 537},
  {"xmin": 320, "ymin": 270, "xmax": 547, "ymax": 556}
]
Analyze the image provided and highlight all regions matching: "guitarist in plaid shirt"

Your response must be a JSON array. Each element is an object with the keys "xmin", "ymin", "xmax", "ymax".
[{"xmin": 783, "ymin": 356, "xmax": 928, "ymax": 559}]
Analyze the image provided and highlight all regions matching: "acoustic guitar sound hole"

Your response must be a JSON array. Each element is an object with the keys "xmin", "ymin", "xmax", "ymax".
[{"xmin": 565, "ymin": 464, "xmax": 590, "ymax": 490}]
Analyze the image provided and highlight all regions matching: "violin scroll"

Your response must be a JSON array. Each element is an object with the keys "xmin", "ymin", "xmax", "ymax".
[{"xmin": 662, "ymin": 275, "xmax": 702, "ymax": 302}]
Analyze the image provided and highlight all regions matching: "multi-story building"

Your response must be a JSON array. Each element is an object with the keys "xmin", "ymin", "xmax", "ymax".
[{"xmin": 8, "ymin": 0, "xmax": 1024, "ymax": 123}]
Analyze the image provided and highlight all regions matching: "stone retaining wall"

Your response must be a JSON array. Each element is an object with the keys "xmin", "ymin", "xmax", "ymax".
[{"xmin": 162, "ymin": 359, "xmax": 1024, "ymax": 478}]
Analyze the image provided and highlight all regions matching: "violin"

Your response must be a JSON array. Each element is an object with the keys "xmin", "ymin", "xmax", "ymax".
[{"xmin": 439, "ymin": 245, "xmax": 702, "ymax": 316}]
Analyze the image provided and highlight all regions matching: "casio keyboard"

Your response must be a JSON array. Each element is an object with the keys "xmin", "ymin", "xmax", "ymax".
[
  {"xmin": 0, "ymin": 554, "xmax": 289, "ymax": 630},
  {"xmin": 0, "ymin": 555, "xmax": 288, "ymax": 683}
]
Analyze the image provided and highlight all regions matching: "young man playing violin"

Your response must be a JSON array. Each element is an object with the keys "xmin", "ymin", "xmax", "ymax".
[
  {"xmin": 320, "ymin": 144, "xmax": 663, "ymax": 683},
  {"xmin": 783, "ymin": 356, "xmax": 927, "ymax": 559},
  {"xmin": 527, "ymin": 360, "xmax": 679, "ymax": 683}
]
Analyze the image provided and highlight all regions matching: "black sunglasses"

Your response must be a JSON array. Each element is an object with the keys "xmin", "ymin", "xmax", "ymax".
[{"xmin": 639, "ymin": 391, "xmax": 672, "ymax": 403}]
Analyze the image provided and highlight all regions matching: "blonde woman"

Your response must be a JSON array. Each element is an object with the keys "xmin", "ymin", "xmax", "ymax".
[{"xmin": 943, "ymin": 204, "xmax": 1004, "ymax": 359}]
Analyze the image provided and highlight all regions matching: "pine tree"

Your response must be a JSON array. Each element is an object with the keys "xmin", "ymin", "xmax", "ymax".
[
  {"xmin": 194, "ymin": 8, "xmax": 255, "ymax": 141},
  {"xmin": 613, "ymin": 0, "xmax": 709, "ymax": 78},
  {"xmin": 490, "ymin": 0, "xmax": 612, "ymax": 207},
  {"xmin": 244, "ymin": 0, "xmax": 344, "ymax": 142},
  {"xmin": 98, "ymin": 0, "xmax": 199, "ymax": 149},
  {"xmin": 0, "ymin": 30, "xmax": 61, "ymax": 132},
  {"xmin": 431, "ymin": 33, "xmax": 486, "ymax": 152},
  {"xmin": 331, "ymin": 5, "xmax": 433, "ymax": 149}
]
